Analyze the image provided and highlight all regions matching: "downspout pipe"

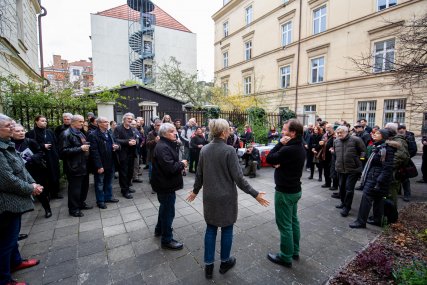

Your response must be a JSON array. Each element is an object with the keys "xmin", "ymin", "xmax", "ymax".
[
  {"xmin": 37, "ymin": 2, "xmax": 48, "ymax": 88},
  {"xmin": 294, "ymin": 0, "xmax": 302, "ymax": 114}
]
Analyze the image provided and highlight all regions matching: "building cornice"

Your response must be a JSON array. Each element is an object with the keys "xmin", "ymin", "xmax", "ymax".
[
  {"xmin": 242, "ymin": 30, "xmax": 255, "ymax": 40},
  {"xmin": 368, "ymin": 20, "xmax": 405, "ymax": 35},
  {"xmin": 0, "ymin": 37, "xmax": 42, "ymax": 82},
  {"xmin": 221, "ymin": 43, "xmax": 230, "ymax": 50},
  {"xmin": 277, "ymin": 9, "xmax": 296, "ymax": 22},
  {"xmin": 212, "ymin": 0, "xmax": 243, "ymax": 21},
  {"xmin": 241, "ymin": 67, "xmax": 254, "ymax": 74},
  {"xmin": 306, "ymin": 43, "xmax": 330, "ymax": 54}
]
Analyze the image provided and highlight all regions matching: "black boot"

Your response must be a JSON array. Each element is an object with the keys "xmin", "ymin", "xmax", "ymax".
[
  {"xmin": 45, "ymin": 208, "xmax": 52, "ymax": 218},
  {"xmin": 205, "ymin": 264, "xmax": 214, "ymax": 279},
  {"xmin": 219, "ymin": 257, "xmax": 236, "ymax": 274}
]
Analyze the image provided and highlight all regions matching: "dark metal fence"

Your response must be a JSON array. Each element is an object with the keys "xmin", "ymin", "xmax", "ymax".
[{"xmin": 7, "ymin": 103, "xmax": 97, "ymax": 130}]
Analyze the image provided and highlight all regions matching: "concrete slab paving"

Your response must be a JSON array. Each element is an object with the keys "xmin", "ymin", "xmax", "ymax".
[{"xmin": 12, "ymin": 156, "xmax": 426, "ymax": 284}]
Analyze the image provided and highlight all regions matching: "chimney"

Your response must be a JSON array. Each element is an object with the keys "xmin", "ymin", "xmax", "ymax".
[{"xmin": 53, "ymin": 55, "xmax": 62, "ymax": 69}]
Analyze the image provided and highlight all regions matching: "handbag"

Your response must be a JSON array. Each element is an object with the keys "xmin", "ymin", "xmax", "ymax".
[{"xmin": 404, "ymin": 159, "xmax": 418, "ymax": 178}]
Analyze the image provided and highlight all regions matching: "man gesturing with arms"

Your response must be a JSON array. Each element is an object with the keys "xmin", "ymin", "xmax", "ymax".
[{"xmin": 266, "ymin": 119, "xmax": 306, "ymax": 268}]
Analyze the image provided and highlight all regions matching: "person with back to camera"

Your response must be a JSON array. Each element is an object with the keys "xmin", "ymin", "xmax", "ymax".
[{"xmin": 186, "ymin": 118, "xmax": 269, "ymax": 279}]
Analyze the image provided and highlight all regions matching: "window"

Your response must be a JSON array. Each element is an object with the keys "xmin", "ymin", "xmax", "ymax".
[
  {"xmin": 357, "ymin": 101, "xmax": 377, "ymax": 127},
  {"xmin": 223, "ymin": 0, "xmax": 231, "ymax": 5},
  {"xmin": 374, "ymin": 39, "xmax": 395, "ymax": 72},
  {"xmin": 377, "ymin": 0, "xmax": 397, "ymax": 11},
  {"xmin": 245, "ymin": 5, "xmax": 253, "ymax": 25},
  {"xmin": 222, "ymin": 82, "xmax": 229, "ymax": 95},
  {"xmin": 72, "ymin": 69, "xmax": 80, "ymax": 76},
  {"xmin": 313, "ymin": 5, "xmax": 327, "ymax": 35},
  {"xmin": 47, "ymin": 74, "xmax": 54, "ymax": 81},
  {"xmin": 311, "ymin": 57, "xmax": 324, "ymax": 83},
  {"xmin": 304, "ymin": 105, "xmax": 316, "ymax": 112},
  {"xmin": 284, "ymin": 0, "xmax": 290, "ymax": 3},
  {"xmin": 281, "ymin": 21, "xmax": 292, "ymax": 47},
  {"xmin": 245, "ymin": 41, "xmax": 252, "ymax": 61},
  {"xmin": 280, "ymin": 65, "xmax": 291, "ymax": 88},
  {"xmin": 223, "ymin": 52, "xmax": 229, "ymax": 68},
  {"xmin": 223, "ymin": 21, "xmax": 229, "ymax": 37},
  {"xmin": 384, "ymin": 99, "xmax": 406, "ymax": 124},
  {"xmin": 244, "ymin": 76, "xmax": 252, "ymax": 95}
]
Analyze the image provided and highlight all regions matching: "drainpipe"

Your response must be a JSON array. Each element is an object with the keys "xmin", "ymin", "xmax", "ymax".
[
  {"xmin": 294, "ymin": 0, "xmax": 303, "ymax": 114},
  {"xmin": 38, "ymin": 1, "xmax": 48, "ymax": 88}
]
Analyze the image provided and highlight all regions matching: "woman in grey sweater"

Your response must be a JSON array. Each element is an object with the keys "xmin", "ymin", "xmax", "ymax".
[{"xmin": 187, "ymin": 118, "xmax": 269, "ymax": 279}]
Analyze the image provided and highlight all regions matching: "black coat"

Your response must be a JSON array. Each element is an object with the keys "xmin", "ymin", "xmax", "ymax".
[
  {"xmin": 26, "ymin": 127, "xmax": 60, "ymax": 183},
  {"xmin": 12, "ymin": 138, "xmax": 47, "ymax": 186},
  {"xmin": 190, "ymin": 135, "xmax": 207, "ymax": 152},
  {"xmin": 242, "ymin": 147, "xmax": 260, "ymax": 167},
  {"xmin": 88, "ymin": 129, "xmax": 117, "ymax": 173},
  {"xmin": 54, "ymin": 124, "xmax": 69, "ymax": 140},
  {"xmin": 113, "ymin": 125, "xmax": 137, "ymax": 161},
  {"xmin": 362, "ymin": 141, "xmax": 395, "ymax": 197},
  {"xmin": 266, "ymin": 137, "xmax": 306, "ymax": 193},
  {"xmin": 151, "ymin": 137, "xmax": 185, "ymax": 193},
  {"xmin": 60, "ymin": 128, "xmax": 89, "ymax": 176}
]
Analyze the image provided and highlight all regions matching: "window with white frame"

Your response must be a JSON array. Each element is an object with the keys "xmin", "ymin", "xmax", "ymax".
[
  {"xmin": 311, "ymin": 56, "xmax": 324, "ymax": 83},
  {"xmin": 245, "ymin": 5, "xmax": 253, "ymax": 25},
  {"xmin": 281, "ymin": 21, "xmax": 292, "ymax": 47},
  {"xmin": 373, "ymin": 39, "xmax": 395, "ymax": 72},
  {"xmin": 280, "ymin": 65, "xmax": 291, "ymax": 88},
  {"xmin": 244, "ymin": 76, "xmax": 252, "ymax": 95},
  {"xmin": 377, "ymin": 0, "xmax": 397, "ymax": 11},
  {"xmin": 222, "ymin": 81, "xmax": 229, "ymax": 95},
  {"xmin": 313, "ymin": 5, "xmax": 327, "ymax": 35},
  {"xmin": 384, "ymin": 99, "xmax": 406, "ymax": 124},
  {"xmin": 245, "ymin": 41, "xmax": 252, "ymax": 61},
  {"xmin": 304, "ymin": 105, "xmax": 316, "ymax": 112},
  {"xmin": 72, "ymin": 69, "xmax": 80, "ymax": 76},
  {"xmin": 223, "ymin": 21, "xmax": 229, "ymax": 37},
  {"xmin": 357, "ymin": 101, "xmax": 377, "ymax": 127},
  {"xmin": 223, "ymin": 52, "xmax": 229, "ymax": 68}
]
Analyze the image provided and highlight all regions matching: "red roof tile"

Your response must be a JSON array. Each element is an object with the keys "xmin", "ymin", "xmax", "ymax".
[{"xmin": 96, "ymin": 4, "xmax": 192, "ymax": 33}]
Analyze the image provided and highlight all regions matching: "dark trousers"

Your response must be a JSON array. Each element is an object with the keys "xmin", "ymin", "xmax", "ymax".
[
  {"xmin": 190, "ymin": 149, "xmax": 200, "ymax": 172},
  {"xmin": 338, "ymin": 172, "xmax": 359, "ymax": 210},
  {"xmin": 36, "ymin": 190, "xmax": 51, "ymax": 212},
  {"xmin": 306, "ymin": 150, "xmax": 313, "ymax": 170},
  {"xmin": 155, "ymin": 192, "xmax": 176, "ymax": 244},
  {"xmin": 422, "ymin": 152, "xmax": 427, "ymax": 181},
  {"xmin": 141, "ymin": 145, "xmax": 147, "ymax": 164},
  {"xmin": 356, "ymin": 194, "xmax": 384, "ymax": 225},
  {"xmin": 0, "ymin": 212, "xmax": 22, "ymax": 285},
  {"xmin": 119, "ymin": 156, "xmax": 135, "ymax": 194},
  {"xmin": 322, "ymin": 160, "xmax": 332, "ymax": 186},
  {"xmin": 47, "ymin": 174, "xmax": 61, "ymax": 197},
  {"xmin": 310, "ymin": 163, "xmax": 322, "ymax": 179},
  {"xmin": 330, "ymin": 156, "xmax": 339, "ymax": 188},
  {"xmin": 67, "ymin": 174, "xmax": 89, "ymax": 214}
]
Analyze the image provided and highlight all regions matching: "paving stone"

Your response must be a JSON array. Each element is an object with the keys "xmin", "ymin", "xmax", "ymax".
[
  {"xmin": 47, "ymin": 245, "xmax": 77, "ymax": 266},
  {"xmin": 20, "ymin": 240, "xmax": 51, "ymax": 257},
  {"xmin": 78, "ymin": 251, "xmax": 108, "ymax": 273},
  {"xmin": 135, "ymin": 249, "xmax": 167, "ymax": 271},
  {"xmin": 78, "ymin": 239, "xmax": 106, "ymax": 257},
  {"xmin": 56, "ymin": 218, "xmax": 80, "ymax": 229},
  {"xmin": 54, "ymin": 224, "xmax": 79, "ymax": 239},
  {"xmin": 119, "ymin": 205, "xmax": 138, "ymax": 215},
  {"xmin": 113, "ymin": 274, "xmax": 145, "ymax": 285},
  {"xmin": 142, "ymin": 262, "xmax": 178, "ymax": 285},
  {"xmin": 79, "ymin": 219, "xmax": 102, "ymax": 232},
  {"xmin": 122, "ymin": 211, "xmax": 142, "ymax": 223},
  {"xmin": 108, "ymin": 257, "xmax": 142, "ymax": 283},
  {"xmin": 79, "ymin": 228, "xmax": 104, "ymax": 243},
  {"xmin": 48, "ymin": 275, "xmax": 78, "ymax": 285},
  {"xmin": 132, "ymin": 238, "xmax": 159, "ymax": 256},
  {"xmin": 78, "ymin": 264, "xmax": 110, "ymax": 285},
  {"xmin": 101, "ymin": 216, "xmax": 123, "ymax": 227},
  {"xmin": 169, "ymin": 253, "xmax": 201, "ymax": 279},
  {"xmin": 125, "ymin": 219, "xmax": 147, "ymax": 232},
  {"xmin": 128, "ymin": 228, "xmax": 155, "ymax": 242},
  {"xmin": 100, "ymin": 209, "xmax": 120, "ymax": 219},
  {"xmin": 13, "ymin": 268, "xmax": 44, "ymax": 285},
  {"xmin": 140, "ymin": 207, "xmax": 158, "ymax": 217},
  {"xmin": 25, "ymin": 229, "xmax": 54, "ymax": 244},
  {"xmin": 51, "ymin": 234, "xmax": 79, "ymax": 250},
  {"xmin": 106, "ymin": 233, "xmax": 130, "ymax": 249},
  {"xmin": 30, "ymin": 220, "xmax": 57, "ymax": 234},
  {"xmin": 107, "ymin": 244, "xmax": 135, "ymax": 262},
  {"xmin": 103, "ymin": 224, "xmax": 126, "ymax": 237},
  {"xmin": 43, "ymin": 259, "xmax": 77, "ymax": 284}
]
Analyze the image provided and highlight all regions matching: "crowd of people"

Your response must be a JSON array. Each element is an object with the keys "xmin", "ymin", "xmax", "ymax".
[{"xmin": 1, "ymin": 109, "xmax": 426, "ymax": 284}]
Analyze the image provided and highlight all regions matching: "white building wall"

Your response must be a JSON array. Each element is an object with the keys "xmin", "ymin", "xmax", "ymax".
[
  {"xmin": 0, "ymin": 0, "xmax": 41, "ymax": 82},
  {"xmin": 91, "ymin": 14, "xmax": 197, "ymax": 88}
]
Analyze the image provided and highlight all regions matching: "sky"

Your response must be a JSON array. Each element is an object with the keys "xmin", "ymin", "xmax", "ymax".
[{"xmin": 41, "ymin": 0, "xmax": 223, "ymax": 82}]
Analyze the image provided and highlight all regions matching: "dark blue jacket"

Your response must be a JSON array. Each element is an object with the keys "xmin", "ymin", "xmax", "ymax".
[{"xmin": 88, "ymin": 128, "xmax": 117, "ymax": 173}]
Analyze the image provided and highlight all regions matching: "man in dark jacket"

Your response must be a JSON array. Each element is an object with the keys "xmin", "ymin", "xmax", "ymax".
[
  {"xmin": 146, "ymin": 119, "xmax": 162, "ymax": 183},
  {"xmin": 114, "ymin": 113, "xmax": 137, "ymax": 199},
  {"xmin": 354, "ymin": 124, "xmax": 371, "ymax": 147},
  {"xmin": 151, "ymin": 123, "xmax": 188, "ymax": 250},
  {"xmin": 89, "ymin": 117, "xmax": 120, "ymax": 209},
  {"xmin": 333, "ymin": 126, "xmax": 367, "ymax": 217},
  {"xmin": 397, "ymin": 124, "xmax": 417, "ymax": 201},
  {"xmin": 266, "ymin": 119, "xmax": 306, "ymax": 268},
  {"xmin": 54, "ymin": 112, "xmax": 72, "ymax": 140},
  {"xmin": 418, "ymin": 135, "xmax": 427, "ymax": 183},
  {"xmin": 60, "ymin": 115, "xmax": 92, "ymax": 217},
  {"xmin": 320, "ymin": 124, "xmax": 336, "ymax": 189},
  {"xmin": 242, "ymin": 145, "xmax": 260, "ymax": 178}
]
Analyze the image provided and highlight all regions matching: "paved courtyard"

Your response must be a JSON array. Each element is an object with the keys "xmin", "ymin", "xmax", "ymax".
[{"xmin": 15, "ymin": 156, "xmax": 426, "ymax": 285}]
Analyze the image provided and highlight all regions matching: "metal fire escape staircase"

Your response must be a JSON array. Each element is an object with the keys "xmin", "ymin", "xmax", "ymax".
[{"xmin": 128, "ymin": 0, "xmax": 155, "ymax": 84}]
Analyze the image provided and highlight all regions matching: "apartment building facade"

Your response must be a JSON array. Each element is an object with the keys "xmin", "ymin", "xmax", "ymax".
[
  {"xmin": 213, "ymin": 0, "xmax": 426, "ymax": 134},
  {"xmin": 0, "ymin": 0, "xmax": 42, "ymax": 82}
]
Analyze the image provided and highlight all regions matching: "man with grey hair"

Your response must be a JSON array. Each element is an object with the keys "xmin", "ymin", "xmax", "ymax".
[
  {"xmin": 55, "ymin": 112, "xmax": 73, "ymax": 139},
  {"xmin": 181, "ymin": 118, "xmax": 197, "ymax": 162},
  {"xmin": 333, "ymin": 126, "xmax": 366, "ymax": 217},
  {"xmin": 114, "ymin": 112, "xmax": 137, "ymax": 199},
  {"xmin": 151, "ymin": 123, "xmax": 187, "ymax": 250},
  {"xmin": 146, "ymin": 119, "xmax": 162, "ymax": 185},
  {"xmin": 60, "ymin": 114, "xmax": 92, "ymax": 217}
]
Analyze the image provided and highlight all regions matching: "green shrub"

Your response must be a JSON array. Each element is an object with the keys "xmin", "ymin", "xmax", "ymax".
[{"xmin": 393, "ymin": 261, "xmax": 427, "ymax": 285}]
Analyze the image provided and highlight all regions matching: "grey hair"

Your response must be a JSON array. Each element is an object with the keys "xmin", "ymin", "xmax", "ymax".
[
  {"xmin": 336, "ymin": 126, "xmax": 349, "ymax": 133},
  {"xmin": 122, "ymin": 112, "xmax": 135, "ymax": 123},
  {"xmin": 71, "ymin": 114, "xmax": 84, "ymax": 122},
  {"xmin": 62, "ymin": 112, "xmax": 73, "ymax": 118},
  {"xmin": 158, "ymin": 123, "xmax": 175, "ymax": 137},
  {"xmin": 209, "ymin": 118, "xmax": 229, "ymax": 139},
  {"xmin": 13, "ymin": 123, "xmax": 24, "ymax": 129},
  {"xmin": 384, "ymin": 122, "xmax": 398, "ymax": 133},
  {"xmin": 154, "ymin": 119, "xmax": 162, "ymax": 125},
  {"xmin": 0, "ymin": 114, "xmax": 12, "ymax": 126},
  {"xmin": 96, "ymin": 116, "xmax": 109, "ymax": 124}
]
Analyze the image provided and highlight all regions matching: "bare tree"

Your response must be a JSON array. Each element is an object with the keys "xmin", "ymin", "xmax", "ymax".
[{"xmin": 349, "ymin": 14, "xmax": 427, "ymax": 126}]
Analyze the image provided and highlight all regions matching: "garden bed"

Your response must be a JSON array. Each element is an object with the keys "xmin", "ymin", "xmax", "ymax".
[{"xmin": 329, "ymin": 202, "xmax": 427, "ymax": 285}]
